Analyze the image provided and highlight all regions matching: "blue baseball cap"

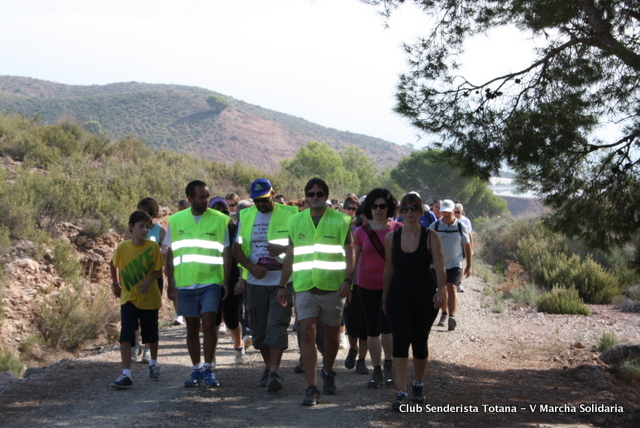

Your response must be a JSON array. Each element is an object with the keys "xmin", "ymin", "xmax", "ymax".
[{"xmin": 250, "ymin": 178, "xmax": 273, "ymax": 199}]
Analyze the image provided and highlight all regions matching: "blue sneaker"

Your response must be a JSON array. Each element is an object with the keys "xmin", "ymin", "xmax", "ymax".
[
  {"xmin": 184, "ymin": 369, "xmax": 202, "ymax": 387},
  {"xmin": 203, "ymin": 367, "xmax": 219, "ymax": 388}
]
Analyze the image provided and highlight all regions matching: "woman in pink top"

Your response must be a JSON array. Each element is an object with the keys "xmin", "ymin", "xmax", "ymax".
[{"xmin": 354, "ymin": 188, "xmax": 403, "ymax": 389}]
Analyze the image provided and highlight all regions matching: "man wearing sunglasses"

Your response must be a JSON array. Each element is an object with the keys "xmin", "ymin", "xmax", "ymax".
[
  {"xmin": 428, "ymin": 199, "xmax": 472, "ymax": 331},
  {"xmin": 232, "ymin": 178, "xmax": 298, "ymax": 393},
  {"xmin": 278, "ymin": 177, "xmax": 355, "ymax": 406}
]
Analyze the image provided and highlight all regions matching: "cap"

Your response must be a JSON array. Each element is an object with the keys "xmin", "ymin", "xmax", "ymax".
[
  {"xmin": 208, "ymin": 197, "xmax": 229, "ymax": 209},
  {"xmin": 250, "ymin": 178, "xmax": 273, "ymax": 199},
  {"xmin": 440, "ymin": 199, "xmax": 455, "ymax": 213}
]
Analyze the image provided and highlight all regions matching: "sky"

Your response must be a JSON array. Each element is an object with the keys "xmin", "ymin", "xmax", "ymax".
[{"xmin": 0, "ymin": 0, "xmax": 535, "ymax": 148}]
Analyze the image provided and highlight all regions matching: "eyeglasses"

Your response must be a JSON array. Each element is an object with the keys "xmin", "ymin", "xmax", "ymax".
[
  {"xmin": 400, "ymin": 205, "xmax": 421, "ymax": 213},
  {"xmin": 253, "ymin": 198, "xmax": 270, "ymax": 204},
  {"xmin": 306, "ymin": 191, "xmax": 327, "ymax": 198},
  {"xmin": 343, "ymin": 206, "xmax": 356, "ymax": 211},
  {"xmin": 227, "ymin": 203, "xmax": 237, "ymax": 207},
  {"xmin": 454, "ymin": 211, "xmax": 461, "ymax": 214},
  {"xmin": 371, "ymin": 203, "xmax": 387, "ymax": 210}
]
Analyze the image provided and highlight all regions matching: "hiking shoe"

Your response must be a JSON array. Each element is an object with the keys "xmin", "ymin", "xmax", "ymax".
[
  {"xmin": 356, "ymin": 358, "xmax": 369, "ymax": 375},
  {"xmin": 321, "ymin": 369, "xmax": 337, "ymax": 395},
  {"xmin": 412, "ymin": 382, "xmax": 425, "ymax": 403},
  {"xmin": 218, "ymin": 323, "xmax": 228, "ymax": 334},
  {"xmin": 345, "ymin": 348, "xmax": 358, "ymax": 370},
  {"xmin": 436, "ymin": 314, "xmax": 447, "ymax": 327},
  {"xmin": 368, "ymin": 366, "xmax": 383, "ymax": 388},
  {"xmin": 184, "ymin": 369, "xmax": 202, "ymax": 387},
  {"xmin": 293, "ymin": 363, "xmax": 305, "ymax": 374},
  {"xmin": 149, "ymin": 365, "xmax": 160, "ymax": 381},
  {"xmin": 234, "ymin": 347, "xmax": 245, "ymax": 364},
  {"xmin": 392, "ymin": 391, "xmax": 408, "ymax": 411},
  {"xmin": 141, "ymin": 349, "xmax": 151, "ymax": 364},
  {"xmin": 301, "ymin": 385, "xmax": 320, "ymax": 406},
  {"xmin": 267, "ymin": 371, "xmax": 284, "ymax": 393},
  {"xmin": 243, "ymin": 334, "xmax": 253, "ymax": 349},
  {"xmin": 110, "ymin": 374, "xmax": 133, "ymax": 389},
  {"xmin": 256, "ymin": 367, "xmax": 270, "ymax": 387},
  {"xmin": 457, "ymin": 285, "xmax": 465, "ymax": 293},
  {"xmin": 131, "ymin": 344, "xmax": 141, "ymax": 363},
  {"xmin": 448, "ymin": 316, "xmax": 457, "ymax": 331},
  {"xmin": 383, "ymin": 360, "xmax": 394, "ymax": 386},
  {"xmin": 203, "ymin": 367, "xmax": 219, "ymax": 388},
  {"xmin": 172, "ymin": 315, "xmax": 185, "ymax": 325}
]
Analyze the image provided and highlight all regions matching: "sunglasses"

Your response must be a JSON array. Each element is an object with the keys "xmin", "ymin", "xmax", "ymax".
[
  {"xmin": 343, "ymin": 206, "xmax": 357, "ymax": 211},
  {"xmin": 454, "ymin": 211, "xmax": 461, "ymax": 214},
  {"xmin": 371, "ymin": 203, "xmax": 387, "ymax": 210},
  {"xmin": 227, "ymin": 203, "xmax": 237, "ymax": 207},
  {"xmin": 400, "ymin": 205, "xmax": 421, "ymax": 213},
  {"xmin": 253, "ymin": 198, "xmax": 270, "ymax": 204},
  {"xmin": 306, "ymin": 191, "xmax": 327, "ymax": 198}
]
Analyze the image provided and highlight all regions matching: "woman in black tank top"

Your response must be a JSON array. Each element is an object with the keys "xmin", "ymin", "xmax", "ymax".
[{"xmin": 382, "ymin": 193, "xmax": 446, "ymax": 411}]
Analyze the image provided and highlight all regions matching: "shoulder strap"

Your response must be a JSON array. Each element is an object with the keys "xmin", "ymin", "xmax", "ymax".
[{"xmin": 362, "ymin": 223, "xmax": 386, "ymax": 260}]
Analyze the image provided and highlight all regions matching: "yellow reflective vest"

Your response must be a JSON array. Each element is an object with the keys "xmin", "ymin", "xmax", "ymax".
[
  {"xmin": 168, "ymin": 208, "xmax": 229, "ymax": 287},
  {"xmin": 289, "ymin": 208, "xmax": 351, "ymax": 292},
  {"xmin": 237, "ymin": 203, "xmax": 298, "ymax": 279}
]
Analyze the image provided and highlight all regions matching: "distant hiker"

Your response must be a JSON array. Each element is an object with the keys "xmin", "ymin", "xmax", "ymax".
[
  {"xmin": 277, "ymin": 177, "xmax": 354, "ymax": 406},
  {"xmin": 382, "ymin": 193, "xmax": 446, "ymax": 410},
  {"xmin": 165, "ymin": 180, "xmax": 231, "ymax": 388},
  {"xmin": 232, "ymin": 178, "xmax": 298, "ymax": 393},
  {"xmin": 225, "ymin": 192, "xmax": 240, "ymax": 222},
  {"xmin": 429, "ymin": 199, "xmax": 472, "ymax": 331},
  {"xmin": 274, "ymin": 194, "xmax": 286, "ymax": 204},
  {"xmin": 454, "ymin": 203, "xmax": 473, "ymax": 293},
  {"xmin": 177, "ymin": 198, "xmax": 190, "ymax": 211},
  {"xmin": 109, "ymin": 210, "xmax": 164, "ymax": 389}
]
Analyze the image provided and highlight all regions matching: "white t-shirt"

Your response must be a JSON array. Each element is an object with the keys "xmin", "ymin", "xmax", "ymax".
[
  {"xmin": 236, "ymin": 211, "xmax": 282, "ymax": 286},
  {"xmin": 164, "ymin": 215, "xmax": 230, "ymax": 289}
]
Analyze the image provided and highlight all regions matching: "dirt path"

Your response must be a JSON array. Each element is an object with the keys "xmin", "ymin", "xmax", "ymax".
[{"xmin": 1, "ymin": 276, "xmax": 639, "ymax": 427}]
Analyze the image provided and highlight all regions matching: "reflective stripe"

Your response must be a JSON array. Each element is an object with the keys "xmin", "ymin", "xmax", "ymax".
[
  {"xmin": 294, "ymin": 244, "xmax": 345, "ymax": 256},
  {"xmin": 269, "ymin": 238, "xmax": 289, "ymax": 246},
  {"xmin": 293, "ymin": 260, "xmax": 347, "ymax": 271},
  {"xmin": 237, "ymin": 236, "xmax": 244, "ymax": 244},
  {"xmin": 173, "ymin": 255, "xmax": 224, "ymax": 267},
  {"xmin": 172, "ymin": 239, "xmax": 224, "ymax": 252}
]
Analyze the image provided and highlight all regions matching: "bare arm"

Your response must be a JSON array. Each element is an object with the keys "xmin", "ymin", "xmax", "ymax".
[
  {"xmin": 381, "ymin": 231, "xmax": 394, "ymax": 315},
  {"xmin": 137, "ymin": 269, "xmax": 163, "ymax": 295},
  {"xmin": 277, "ymin": 244, "xmax": 294, "ymax": 307},
  {"xmin": 221, "ymin": 245, "xmax": 231, "ymax": 300},
  {"xmin": 463, "ymin": 243, "xmax": 472, "ymax": 278},
  {"xmin": 337, "ymin": 242, "xmax": 355, "ymax": 299},
  {"xmin": 429, "ymin": 231, "xmax": 447, "ymax": 309},
  {"xmin": 165, "ymin": 247, "xmax": 176, "ymax": 301},
  {"xmin": 232, "ymin": 241, "xmax": 267, "ymax": 279},
  {"xmin": 109, "ymin": 260, "xmax": 121, "ymax": 298}
]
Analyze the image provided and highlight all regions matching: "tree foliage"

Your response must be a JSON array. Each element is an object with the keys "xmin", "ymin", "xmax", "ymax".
[
  {"xmin": 365, "ymin": 0, "xmax": 640, "ymax": 250},
  {"xmin": 391, "ymin": 148, "xmax": 508, "ymax": 216},
  {"xmin": 205, "ymin": 95, "xmax": 229, "ymax": 114}
]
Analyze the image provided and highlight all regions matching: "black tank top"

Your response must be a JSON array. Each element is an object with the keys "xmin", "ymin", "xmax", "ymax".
[{"xmin": 390, "ymin": 226, "xmax": 435, "ymax": 293}]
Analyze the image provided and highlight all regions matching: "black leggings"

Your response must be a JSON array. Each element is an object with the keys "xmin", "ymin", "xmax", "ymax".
[
  {"xmin": 357, "ymin": 286, "xmax": 392, "ymax": 337},
  {"xmin": 216, "ymin": 285, "xmax": 243, "ymax": 329},
  {"xmin": 386, "ymin": 289, "xmax": 438, "ymax": 359},
  {"xmin": 344, "ymin": 285, "xmax": 367, "ymax": 340}
]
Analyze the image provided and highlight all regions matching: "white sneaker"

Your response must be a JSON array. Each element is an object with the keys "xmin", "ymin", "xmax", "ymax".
[
  {"xmin": 141, "ymin": 349, "xmax": 151, "ymax": 364},
  {"xmin": 234, "ymin": 347, "xmax": 245, "ymax": 364},
  {"xmin": 131, "ymin": 345, "xmax": 141, "ymax": 363},
  {"xmin": 172, "ymin": 315, "xmax": 184, "ymax": 326},
  {"xmin": 339, "ymin": 333, "xmax": 348, "ymax": 350},
  {"xmin": 457, "ymin": 285, "xmax": 465, "ymax": 293},
  {"xmin": 243, "ymin": 334, "xmax": 253, "ymax": 349},
  {"xmin": 219, "ymin": 323, "xmax": 228, "ymax": 334}
]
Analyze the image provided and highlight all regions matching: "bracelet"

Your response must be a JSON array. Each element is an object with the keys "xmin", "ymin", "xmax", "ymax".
[{"xmin": 111, "ymin": 282, "xmax": 120, "ymax": 287}]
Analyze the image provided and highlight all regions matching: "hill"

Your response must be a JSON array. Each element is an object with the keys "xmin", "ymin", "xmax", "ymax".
[{"xmin": 0, "ymin": 76, "xmax": 410, "ymax": 172}]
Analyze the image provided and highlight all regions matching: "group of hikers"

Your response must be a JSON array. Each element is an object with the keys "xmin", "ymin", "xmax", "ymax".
[{"xmin": 108, "ymin": 177, "xmax": 473, "ymax": 410}]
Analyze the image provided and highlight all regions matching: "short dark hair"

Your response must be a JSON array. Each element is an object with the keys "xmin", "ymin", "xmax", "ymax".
[
  {"xmin": 362, "ymin": 188, "xmax": 397, "ymax": 220},
  {"xmin": 343, "ymin": 197, "xmax": 360, "ymax": 209},
  {"xmin": 178, "ymin": 199, "xmax": 190, "ymax": 208},
  {"xmin": 136, "ymin": 197, "xmax": 159, "ymax": 218},
  {"xmin": 225, "ymin": 192, "xmax": 239, "ymax": 202},
  {"xmin": 128, "ymin": 210, "xmax": 152, "ymax": 227},
  {"xmin": 304, "ymin": 177, "xmax": 329, "ymax": 195},
  {"xmin": 186, "ymin": 180, "xmax": 207, "ymax": 198},
  {"xmin": 275, "ymin": 194, "xmax": 285, "ymax": 200},
  {"xmin": 402, "ymin": 193, "xmax": 424, "ymax": 210}
]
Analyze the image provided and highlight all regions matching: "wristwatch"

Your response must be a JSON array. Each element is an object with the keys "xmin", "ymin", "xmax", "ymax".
[{"xmin": 344, "ymin": 278, "xmax": 353, "ymax": 285}]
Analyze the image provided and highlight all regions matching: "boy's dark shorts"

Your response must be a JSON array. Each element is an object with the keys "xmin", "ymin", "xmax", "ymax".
[
  {"xmin": 120, "ymin": 301, "xmax": 159, "ymax": 344},
  {"xmin": 446, "ymin": 268, "xmax": 463, "ymax": 287}
]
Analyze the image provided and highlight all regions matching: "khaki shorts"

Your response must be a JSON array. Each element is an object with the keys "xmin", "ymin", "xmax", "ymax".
[
  {"xmin": 246, "ymin": 283, "xmax": 293, "ymax": 349},
  {"xmin": 295, "ymin": 289, "xmax": 345, "ymax": 327}
]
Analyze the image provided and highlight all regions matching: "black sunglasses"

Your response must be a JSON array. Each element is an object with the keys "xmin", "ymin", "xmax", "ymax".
[
  {"xmin": 306, "ymin": 191, "xmax": 327, "ymax": 198},
  {"xmin": 343, "ymin": 206, "xmax": 356, "ymax": 211},
  {"xmin": 400, "ymin": 205, "xmax": 421, "ymax": 213},
  {"xmin": 454, "ymin": 211, "xmax": 461, "ymax": 214},
  {"xmin": 371, "ymin": 203, "xmax": 388, "ymax": 210}
]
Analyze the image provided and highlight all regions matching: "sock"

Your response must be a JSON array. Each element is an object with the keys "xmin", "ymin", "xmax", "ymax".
[
  {"xmin": 442, "ymin": 312, "xmax": 448, "ymax": 316},
  {"xmin": 123, "ymin": 369, "xmax": 132, "ymax": 378},
  {"xmin": 413, "ymin": 380, "xmax": 424, "ymax": 387},
  {"xmin": 149, "ymin": 359, "xmax": 157, "ymax": 366},
  {"xmin": 234, "ymin": 346, "xmax": 243, "ymax": 351},
  {"xmin": 384, "ymin": 359, "xmax": 392, "ymax": 364},
  {"xmin": 193, "ymin": 363, "xmax": 202, "ymax": 370}
]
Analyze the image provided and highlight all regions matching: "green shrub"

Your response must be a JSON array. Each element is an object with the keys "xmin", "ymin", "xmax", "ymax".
[
  {"xmin": 597, "ymin": 332, "xmax": 619, "ymax": 352},
  {"xmin": 52, "ymin": 239, "xmax": 81, "ymax": 279},
  {"xmin": 611, "ymin": 359, "xmax": 640, "ymax": 383},
  {"xmin": 508, "ymin": 283, "xmax": 542, "ymax": 307},
  {"xmin": 0, "ymin": 348, "xmax": 24, "ymax": 376},
  {"xmin": 537, "ymin": 286, "xmax": 591, "ymax": 315},
  {"xmin": 34, "ymin": 281, "xmax": 117, "ymax": 351}
]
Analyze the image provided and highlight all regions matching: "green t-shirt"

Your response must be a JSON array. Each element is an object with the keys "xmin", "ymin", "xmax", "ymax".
[{"xmin": 111, "ymin": 239, "xmax": 163, "ymax": 309}]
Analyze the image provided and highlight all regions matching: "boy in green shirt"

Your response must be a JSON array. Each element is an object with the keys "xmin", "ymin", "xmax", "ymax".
[{"xmin": 109, "ymin": 210, "xmax": 164, "ymax": 389}]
